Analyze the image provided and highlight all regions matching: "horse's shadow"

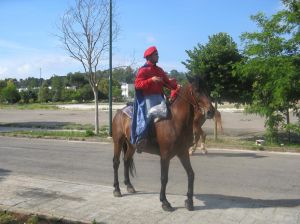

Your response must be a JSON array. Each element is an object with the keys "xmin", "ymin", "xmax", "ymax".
[
  {"xmin": 193, "ymin": 194, "xmax": 300, "ymax": 210},
  {"xmin": 0, "ymin": 168, "xmax": 11, "ymax": 182},
  {"xmin": 192, "ymin": 152, "xmax": 267, "ymax": 159},
  {"xmin": 122, "ymin": 191, "xmax": 300, "ymax": 211}
]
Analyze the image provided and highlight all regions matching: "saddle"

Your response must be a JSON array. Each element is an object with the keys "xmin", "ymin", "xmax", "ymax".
[{"xmin": 121, "ymin": 105, "xmax": 165, "ymax": 155}]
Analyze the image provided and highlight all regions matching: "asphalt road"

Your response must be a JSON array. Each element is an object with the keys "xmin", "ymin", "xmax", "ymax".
[
  {"xmin": 1, "ymin": 136, "xmax": 300, "ymax": 223},
  {"xmin": 1, "ymin": 136, "xmax": 299, "ymax": 200}
]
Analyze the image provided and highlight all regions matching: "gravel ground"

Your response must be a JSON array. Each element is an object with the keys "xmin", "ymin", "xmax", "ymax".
[{"xmin": 0, "ymin": 104, "xmax": 298, "ymax": 138}]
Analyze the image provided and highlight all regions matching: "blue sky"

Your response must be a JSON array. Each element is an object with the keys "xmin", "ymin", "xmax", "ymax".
[{"xmin": 0, "ymin": 0, "xmax": 282, "ymax": 80}]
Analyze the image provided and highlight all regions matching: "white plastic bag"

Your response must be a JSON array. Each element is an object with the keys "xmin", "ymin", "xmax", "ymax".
[{"xmin": 148, "ymin": 101, "xmax": 168, "ymax": 119}]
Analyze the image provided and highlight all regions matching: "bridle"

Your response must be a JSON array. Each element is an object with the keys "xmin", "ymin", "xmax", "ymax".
[
  {"xmin": 163, "ymin": 81, "xmax": 207, "ymax": 115},
  {"xmin": 175, "ymin": 84, "xmax": 206, "ymax": 115}
]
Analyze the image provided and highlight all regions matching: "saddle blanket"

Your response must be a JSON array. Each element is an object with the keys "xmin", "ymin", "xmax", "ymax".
[{"xmin": 122, "ymin": 105, "xmax": 133, "ymax": 119}]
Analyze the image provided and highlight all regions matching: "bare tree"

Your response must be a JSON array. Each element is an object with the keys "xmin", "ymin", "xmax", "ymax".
[{"xmin": 58, "ymin": 0, "xmax": 118, "ymax": 134}]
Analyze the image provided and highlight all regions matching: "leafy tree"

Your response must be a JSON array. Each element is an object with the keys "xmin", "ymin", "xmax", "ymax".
[
  {"xmin": 51, "ymin": 76, "xmax": 65, "ymax": 102},
  {"xmin": 0, "ymin": 80, "xmax": 6, "ymax": 102},
  {"xmin": 112, "ymin": 66, "xmax": 135, "ymax": 83},
  {"xmin": 38, "ymin": 81, "xmax": 51, "ymax": 103},
  {"xmin": 98, "ymin": 78, "xmax": 121, "ymax": 100},
  {"xmin": 64, "ymin": 84, "xmax": 94, "ymax": 102},
  {"xmin": 1, "ymin": 80, "xmax": 20, "ymax": 103},
  {"xmin": 67, "ymin": 72, "xmax": 89, "ymax": 89},
  {"xmin": 168, "ymin": 69, "xmax": 187, "ymax": 85},
  {"xmin": 239, "ymin": 0, "xmax": 300, "ymax": 143},
  {"xmin": 183, "ymin": 32, "xmax": 248, "ymax": 139},
  {"xmin": 20, "ymin": 90, "xmax": 38, "ymax": 103},
  {"xmin": 18, "ymin": 77, "xmax": 42, "ymax": 89},
  {"xmin": 183, "ymin": 32, "xmax": 249, "ymax": 104}
]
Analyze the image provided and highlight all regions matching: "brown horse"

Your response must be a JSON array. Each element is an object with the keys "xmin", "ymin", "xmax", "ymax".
[
  {"xmin": 189, "ymin": 109, "xmax": 223, "ymax": 155},
  {"xmin": 112, "ymin": 75, "xmax": 215, "ymax": 211}
]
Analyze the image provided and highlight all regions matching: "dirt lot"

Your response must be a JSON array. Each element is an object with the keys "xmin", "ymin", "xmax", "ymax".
[{"xmin": 0, "ymin": 106, "xmax": 298, "ymax": 138}]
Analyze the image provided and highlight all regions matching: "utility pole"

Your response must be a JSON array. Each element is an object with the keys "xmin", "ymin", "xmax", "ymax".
[
  {"xmin": 39, "ymin": 68, "xmax": 42, "ymax": 87},
  {"xmin": 108, "ymin": 0, "xmax": 113, "ymax": 136}
]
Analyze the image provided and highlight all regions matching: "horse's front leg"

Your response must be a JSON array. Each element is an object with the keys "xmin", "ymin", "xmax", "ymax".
[
  {"xmin": 160, "ymin": 158, "xmax": 174, "ymax": 212},
  {"xmin": 178, "ymin": 152, "xmax": 194, "ymax": 211}
]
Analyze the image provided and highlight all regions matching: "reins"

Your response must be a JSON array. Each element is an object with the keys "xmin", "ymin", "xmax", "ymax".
[{"xmin": 163, "ymin": 81, "xmax": 205, "ymax": 113}]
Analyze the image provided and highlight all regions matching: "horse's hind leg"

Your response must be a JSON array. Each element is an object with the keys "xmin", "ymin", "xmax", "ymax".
[
  {"xmin": 160, "ymin": 158, "xmax": 174, "ymax": 212},
  {"xmin": 113, "ymin": 141, "xmax": 122, "ymax": 197},
  {"xmin": 199, "ymin": 128, "xmax": 207, "ymax": 154},
  {"xmin": 189, "ymin": 130, "xmax": 200, "ymax": 155},
  {"xmin": 178, "ymin": 152, "xmax": 194, "ymax": 211},
  {"xmin": 124, "ymin": 142, "xmax": 136, "ymax": 193}
]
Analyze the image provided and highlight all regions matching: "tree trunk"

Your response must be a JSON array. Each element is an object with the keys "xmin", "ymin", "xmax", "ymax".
[
  {"xmin": 94, "ymin": 88, "xmax": 99, "ymax": 134},
  {"xmin": 214, "ymin": 101, "xmax": 218, "ymax": 141}
]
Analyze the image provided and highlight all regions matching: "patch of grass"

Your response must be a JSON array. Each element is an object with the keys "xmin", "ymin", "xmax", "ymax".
[
  {"xmin": 85, "ymin": 129, "xmax": 95, "ymax": 137},
  {"xmin": 0, "ymin": 211, "xmax": 17, "ymax": 224},
  {"xmin": 8, "ymin": 130, "xmax": 88, "ymax": 138},
  {"xmin": 99, "ymin": 125, "xmax": 109, "ymax": 137},
  {"xmin": 205, "ymin": 136, "xmax": 300, "ymax": 153},
  {"xmin": 26, "ymin": 215, "xmax": 39, "ymax": 224},
  {"xmin": 0, "ymin": 210, "xmax": 88, "ymax": 224},
  {"xmin": 0, "ymin": 126, "xmax": 110, "ymax": 140},
  {"xmin": 0, "ymin": 123, "xmax": 94, "ymax": 131}
]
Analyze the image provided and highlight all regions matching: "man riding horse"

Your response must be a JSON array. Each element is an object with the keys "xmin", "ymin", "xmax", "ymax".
[{"xmin": 132, "ymin": 46, "xmax": 180, "ymax": 153}]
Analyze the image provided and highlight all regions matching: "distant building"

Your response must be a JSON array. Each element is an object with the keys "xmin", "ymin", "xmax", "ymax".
[{"xmin": 121, "ymin": 83, "xmax": 134, "ymax": 98}]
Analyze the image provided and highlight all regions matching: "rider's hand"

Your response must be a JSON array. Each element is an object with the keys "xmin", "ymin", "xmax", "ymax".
[{"xmin": 152, "ymin": 76, "xmax": 162, "ymax": 83}]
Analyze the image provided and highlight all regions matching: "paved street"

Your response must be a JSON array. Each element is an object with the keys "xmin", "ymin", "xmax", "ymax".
[{"xmin": 0, "ymin": 136, "xmax": 300, "ymax": 223}]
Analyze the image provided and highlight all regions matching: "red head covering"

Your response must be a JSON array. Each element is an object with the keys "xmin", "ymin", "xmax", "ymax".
[{"xmin": 144, "ymin": 46, "xmax": 157, "ymax": 58}]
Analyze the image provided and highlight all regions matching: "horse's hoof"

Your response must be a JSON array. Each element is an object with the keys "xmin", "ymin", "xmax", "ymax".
[
  {"xmin": 113, "ymin": 190, "xmax": 122, "ymax": 197},
  {"xmin": 185, "ymin": 199, "xmax": 194, "ymax": 211},
  {"xmin": 202, "ymin": 150, "xmax": 208, "ymax": 155},
  {"xmin": 162, "ymin": 202, "xmax": 175, "ymax": 212},
  {"xmin": 127, "ymin": 185, "xmax": 136, "ymax": 193}
]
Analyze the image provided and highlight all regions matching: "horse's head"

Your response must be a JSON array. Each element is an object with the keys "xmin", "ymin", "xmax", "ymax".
[{"xmin": 187, "ymin": 75, "xmax": 215, "ymax": 119}]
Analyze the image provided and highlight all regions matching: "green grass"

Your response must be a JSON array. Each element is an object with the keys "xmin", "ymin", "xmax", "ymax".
[
  {"xmin": 205, "ymin": 136, "xmax": 300, "ymax": 153},
  {"xmin": 0, "ymin": 122, "xmax": 94, "ymax": 131},
  {"xmin": 0, "ymin": 126, "xmax": 110, "ymax": 140},
  {"xmin": 0, "ymin": 210, "xmax": 88, "ymax": 224},
  {"xmin": 4, "ymin": 130, "xmax": 91, "ymax": 138}
]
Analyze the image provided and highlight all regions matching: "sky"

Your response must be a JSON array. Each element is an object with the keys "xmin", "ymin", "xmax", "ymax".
[{"xmin": 0, "ymin": 0, "xmax": 283, "ymax": 80}]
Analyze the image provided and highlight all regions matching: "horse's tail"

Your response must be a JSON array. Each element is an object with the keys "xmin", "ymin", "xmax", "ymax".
[
  {"xmin": 215, "ymin": 110, "xmax": 224, "ymax": 134},
  {"xmin": 122, "ymin": 141, "xmax": 136, "ymax": 177},
  {"xmin": 127, "ymin": 157, "xmax": 136, "ymax": 177}
]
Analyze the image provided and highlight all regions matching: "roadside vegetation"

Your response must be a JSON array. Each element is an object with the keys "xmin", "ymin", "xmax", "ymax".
[{"xmin": 0, "ymin": 210, "xmax": 89, "ymax": 224}]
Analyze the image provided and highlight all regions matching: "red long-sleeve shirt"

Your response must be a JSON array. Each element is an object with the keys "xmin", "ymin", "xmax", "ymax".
[{"xmin": 134, "ymin": 61, "xmax": 177, "ymax": 96}]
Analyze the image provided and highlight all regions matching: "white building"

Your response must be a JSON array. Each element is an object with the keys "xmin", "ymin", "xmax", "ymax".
[{"xmin": 121, "ymin": 83, "xmax": 134, "ymax": 98}]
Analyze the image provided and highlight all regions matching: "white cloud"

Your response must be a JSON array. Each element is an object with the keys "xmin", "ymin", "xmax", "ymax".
[
  {"xmin": 0, "ymin": 53, "xmax": 83, "ymax": 79},
  {"xmin": 146, "ymin": 35, "xmax": 156, "ymax": 43},
  {"xmin": 17, "ymin": 64, "xmax": 32, "ymax": 74},
  {"xmin": 137, "ymin": 33, "xmax": 157, "ymax": 44},
  {"xmin": 0, "ymin": 66, "xmax": 8, "ymax": 75},
  {"xmin": 0, "ymin": 39, "xmax": 39, "ymax": 53}
]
